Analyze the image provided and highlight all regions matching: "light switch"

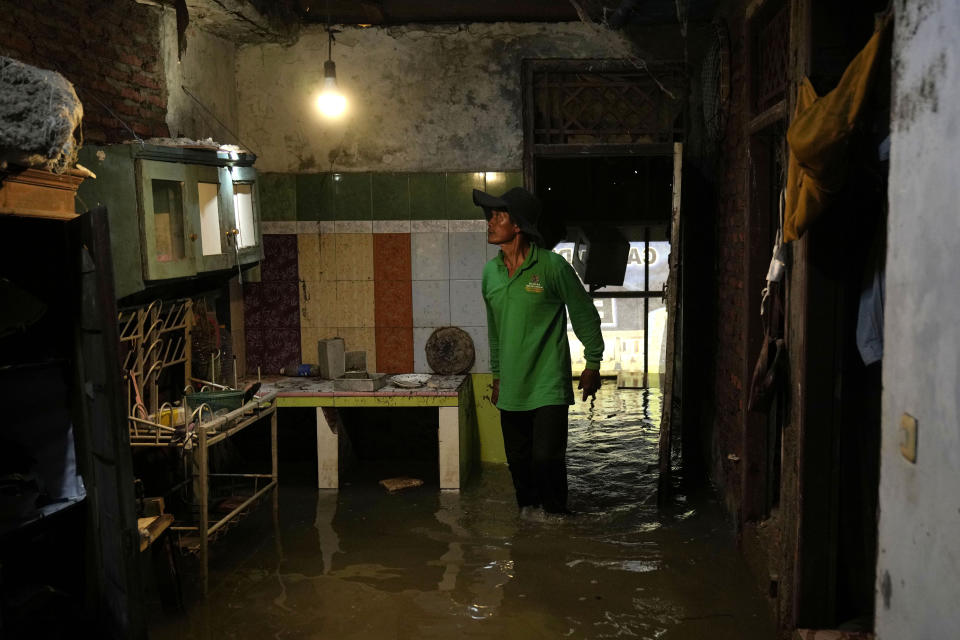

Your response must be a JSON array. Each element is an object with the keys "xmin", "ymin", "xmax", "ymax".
[{"xmin": 899, "ymin": 413, "xmax": 918, "ymax": 463}]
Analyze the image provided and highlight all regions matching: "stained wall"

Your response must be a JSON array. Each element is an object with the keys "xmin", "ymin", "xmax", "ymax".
[
  {"xmin": 235, "ymin": 22, "xmax": 645, "ymax": 173},
  {"xmin": 876, "ymin": 1, "xmax": 960, "ymax": 636}
]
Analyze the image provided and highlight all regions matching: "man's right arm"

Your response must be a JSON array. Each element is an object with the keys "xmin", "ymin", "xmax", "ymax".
[
  {"xmin": 482, "ymin": 271, "xmax": 500, "ymax": 406},
  {"xmin": 485, "ymin": 301, "xmax": 500, "ymax": 377}
]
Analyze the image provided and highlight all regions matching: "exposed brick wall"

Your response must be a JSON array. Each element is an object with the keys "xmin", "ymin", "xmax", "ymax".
[
  {"xmin": 0, "ymin": 0, "xmax": 169, "ymax": 144},
  {"xmin": 709, "ymin": 3, "xmax": 750, "ymax": 514}
]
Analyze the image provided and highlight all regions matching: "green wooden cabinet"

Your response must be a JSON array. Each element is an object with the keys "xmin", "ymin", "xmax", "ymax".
[{"xmin": 77, "ymin": 144, "xmax": 263, "ymax": 299}]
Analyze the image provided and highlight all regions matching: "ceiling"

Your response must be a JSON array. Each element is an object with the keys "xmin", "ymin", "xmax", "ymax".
[
  {"xmin": 291, "ymin": 0, "xmax": 713, "ymax": 26},
  {"xmin": 184, "ymin": 0, "xmax": 713, "ymax": 44}
]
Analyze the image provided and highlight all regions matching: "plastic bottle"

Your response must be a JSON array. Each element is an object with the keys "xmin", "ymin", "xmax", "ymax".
[{"xmin": 279, "ymin": 363, "xmax": 320, "ymax": 377}]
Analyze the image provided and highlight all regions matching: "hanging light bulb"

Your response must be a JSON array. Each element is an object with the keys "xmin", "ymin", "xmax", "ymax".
[
  {"xmin": 317, "ymin": 23, "xmax": 347, "ymax": 119},
  {"xmin": 317, "ymin": 59, "xmax": 347, "ymax": 118}
]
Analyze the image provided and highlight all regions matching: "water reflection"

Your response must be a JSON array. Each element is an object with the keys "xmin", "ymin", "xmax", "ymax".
[{"xmin": 151, "ymin": 383, "xmax": 774, "ymax": 640}]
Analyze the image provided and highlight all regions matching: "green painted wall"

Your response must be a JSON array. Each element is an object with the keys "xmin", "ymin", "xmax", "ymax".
[{"xmin": 472, "ymin": 373, "xmax": 506, "ymax": 464}]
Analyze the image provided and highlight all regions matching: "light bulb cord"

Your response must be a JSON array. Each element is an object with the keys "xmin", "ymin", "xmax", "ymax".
[{"xmin": 326, "ymin": 0, "xmax": 334, "ymax": 62}]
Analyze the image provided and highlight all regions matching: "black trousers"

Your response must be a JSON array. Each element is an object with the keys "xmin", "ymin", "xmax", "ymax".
[{"xmin": 499, "ymin": 404, "xmax": 569, "ymax": 513}]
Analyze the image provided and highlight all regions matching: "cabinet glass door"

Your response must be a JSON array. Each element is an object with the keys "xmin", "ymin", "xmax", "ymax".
[
  {"xmin": 151, "ymin": 180, "xmax": 186, "ymax": 263},
  {"xmin": 197, "ymin": 181, "xmax": 221, "ymax": 257},
  {"xmin": 138, "ymin": 160, "xmax": 197, "ymax": 281},
  {"xmin": 230, "ymin": 166, "xmax": 262, "ymax": 264},
  {"xmin": 234, "ymin": 183, "xmax": 256, "ymax": 249},
  {"xmin": 193, "ymin": 166, "xmax": 233, "ymax": 272}
]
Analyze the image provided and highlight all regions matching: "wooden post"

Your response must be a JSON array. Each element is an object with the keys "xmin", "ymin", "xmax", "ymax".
[
  {"xmin": 229, "ymin": 275, "xmax": 246, "ymax": 379},
  {"xmin": 658, "ymin": 142, "xmax": 684, "ymax": 502},
  {"xmin": 198, "ymin": 423, "xmax": 209, "ymax": 595},
  {"xmin": 184, "ymin": 299, "xmax": 193, "ymax": 390}
]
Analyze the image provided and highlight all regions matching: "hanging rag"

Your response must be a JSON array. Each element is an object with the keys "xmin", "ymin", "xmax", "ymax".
[
  {"xmin": 856, "ymin": 213, "xmax": 886, "ymax": 365},
  {"xmin": 749, "ymin": 190, "xmax": 788, "ymax": 413},
  {"xmin": 783, "ymin": 16, "xmax": 891, "ymax": 242}
]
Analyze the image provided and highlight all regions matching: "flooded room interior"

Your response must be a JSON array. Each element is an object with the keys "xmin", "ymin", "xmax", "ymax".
[{"xmin": 1, "ymin": 1, "xmax": 958, "ymax": 639}]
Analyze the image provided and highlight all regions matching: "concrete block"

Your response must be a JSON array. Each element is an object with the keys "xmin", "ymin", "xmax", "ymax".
[
  {"xmin": 332, "ymin": 372, "xmax": 387, "ymax": 392},
  {"xmin": 317, "ymin": 337, "xmax": 345, "ymax": 379},
  {"xmin": 345, "ymin": 350, "xmax": 367, "ymax": 372}
]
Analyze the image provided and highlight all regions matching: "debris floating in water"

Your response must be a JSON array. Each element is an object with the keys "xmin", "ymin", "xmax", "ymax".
[{"xmin": 379, "ymin": 477, "xmax": 424, "ymax": 492}]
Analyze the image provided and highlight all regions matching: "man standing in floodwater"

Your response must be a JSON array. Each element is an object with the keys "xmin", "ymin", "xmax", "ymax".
[{"xmin": 475, "ymin": 187, "xmax": 604, "ymax": 516}]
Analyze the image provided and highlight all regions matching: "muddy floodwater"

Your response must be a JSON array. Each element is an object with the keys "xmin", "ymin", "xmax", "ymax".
[{"xmin": 152, "ymin": 382, "xmax": 775, "ymax": 639}]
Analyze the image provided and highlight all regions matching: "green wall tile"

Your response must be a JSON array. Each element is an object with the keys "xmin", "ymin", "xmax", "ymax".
[
  {"xmin": 409, "ymin": 172, "xmax": 445, "ymax": 219},
  {"xmin": 334, "ymin": 173, "xmax": 372, "ymax": 220},
  {"xmin": 297, "ymin": 173, "xmax": 335, "ymax": 221},
  {"xmin": 258, "ymin": 173, "xmax": 297, "ymax": 222},
  {"xmin": 371, "ymin": 173, "xmax": 410, "ymax": 220},
  {"xmin": 445, "ymin": 172, "xmax": 486, "ymax": 219},
  {"xmin": 504, "ymin": 171, "xmax": 524, "ymax": 190},
  {"xmin": 484, "ymin": 171, "xmax": 524, "ymax": 192}
]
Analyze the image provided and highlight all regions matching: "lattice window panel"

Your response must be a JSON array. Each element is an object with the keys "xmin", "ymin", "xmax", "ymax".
[
  {"xmin": 532, "ymin": 70, "xmax": 683, "ymax": 146},
  {"xmin": 752, "ymin": 3, "xmax": 790, "ymax": 113}
]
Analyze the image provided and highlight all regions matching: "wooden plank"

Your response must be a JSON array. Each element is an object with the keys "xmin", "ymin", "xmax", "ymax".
[
  {"xmin": 658, "ymin": 142, "xmax": 683, "ymax": 501},
  {"xmin": 749, "ymin": 100, "xmax": 788, "ymax": 134},
  {"xmin": 77, "ymin": 207, "xmax": 147, "ymax": 638},
  {"xmin": 787, "ymin": 0, "xmax": 813, "ymax": 629},
  {"xmin": 741, "ymin": 130, "xmax": 780, "ymax": 523},
  {"xmin": 137, "ymin": 514, "xmax": 174, "ymax": 552}
]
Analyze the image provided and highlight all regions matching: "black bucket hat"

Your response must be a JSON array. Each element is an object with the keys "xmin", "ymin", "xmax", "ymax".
[{"xmin": 473, "ymin": 187, "xmax": 543, "ymax": 244}]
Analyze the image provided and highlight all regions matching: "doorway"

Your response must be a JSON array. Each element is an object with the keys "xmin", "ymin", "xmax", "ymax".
[{"xmin": 533, "ymin": 154, "xmax": 674, "ymax": 391}]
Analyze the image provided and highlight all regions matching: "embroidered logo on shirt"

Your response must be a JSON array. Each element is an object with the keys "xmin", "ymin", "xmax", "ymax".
[{"xmin": 524, "ymin": 274, "xmax": 545, "ymax": 293}]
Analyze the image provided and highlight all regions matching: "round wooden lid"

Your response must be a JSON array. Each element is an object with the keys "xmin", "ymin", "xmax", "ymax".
[{"xmin": 425, "ymin": 327, "xmax": 475, "ymax": 375}]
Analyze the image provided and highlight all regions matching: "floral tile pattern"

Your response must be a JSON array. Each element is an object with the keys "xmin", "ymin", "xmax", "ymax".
[
  {"xmin": 260, "ymin": 234, "xmax": 299, "ymax": 282},
  {"xmin": 246, "ymin": 233, "xmax": 300, "ymax": 374}
]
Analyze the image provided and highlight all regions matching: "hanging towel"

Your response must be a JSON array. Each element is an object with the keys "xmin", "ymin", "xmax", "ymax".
[{"xmin": 784, "ymin": 17, "xmax": 891, "ymax": 242}]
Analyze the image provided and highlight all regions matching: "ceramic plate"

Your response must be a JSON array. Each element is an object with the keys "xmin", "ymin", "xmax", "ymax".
[{"xmin": 390, "ymin": 374, "xmax": 432, "ymax": 388}]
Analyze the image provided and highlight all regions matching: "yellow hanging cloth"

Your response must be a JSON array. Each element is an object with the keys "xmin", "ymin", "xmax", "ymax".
[{"xmin": 783, "ymin": 17, "xmax": 891, "ymax": 242}]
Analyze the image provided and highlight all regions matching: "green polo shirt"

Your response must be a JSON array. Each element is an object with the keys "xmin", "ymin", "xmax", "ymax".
[{"xmin": 482, "ymin": 243, "xmax": 604, "ymax": 411}]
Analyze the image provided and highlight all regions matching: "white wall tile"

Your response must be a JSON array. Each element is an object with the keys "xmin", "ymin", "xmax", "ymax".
[
  {"xmin": 450, "ymin": 279, "xmax": 485, "ymax": 327},
  {"xmin": 411, "ymin": 219, "xmax": 448, "ymax": 233},
  {"xmin": 413, "ymin": 327, "xmax": 433, "ymax": 373},
  {"xmin": 411, "ymin": 232, "xmax": 450, "ymax": 280},
  {"xmin": 297, "ymin": 221, "xmax": 321, "ymax": 234},
  {"xmin": 449, "ymin": 219, "xmax": 486, "ymax": 232},
  {"xmin": 449, "ymin": 232, "xmax": 488, "ymax": 280},
  {"xmin": 261, "ymin": 221, "xmax": 297, "ymax": 235},
  {"xmin": 461, "ymin": 325, "xmax": 490, "ymax": 373},
  {"xmin": 335, "ymin": 220, "xmax": 373, "ymax": 233},
  {"xmin": 486, "ymin": 242, "xmax": 502, "ymax": 261},
  {"xmin": 373, "ymin": 220, "xmax": 411, "ymax": 233},
  {"xmin": 412, "ymin": 280, "xmax": 450, "ymax": 327}
]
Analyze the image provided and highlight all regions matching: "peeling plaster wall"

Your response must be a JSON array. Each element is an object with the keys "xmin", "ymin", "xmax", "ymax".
[
  {"xmin": 877, "ymin": 1, "xmax": 960, "ymax": 637},
  {"xmin": 236, "ymin": 22, "xmax": 645, "ymax": 173},
  {"xmin": 162, "ymin": 14, "xmax": 240, "ymax": 143}
]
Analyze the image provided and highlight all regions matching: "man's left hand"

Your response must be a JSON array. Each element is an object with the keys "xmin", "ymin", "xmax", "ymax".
[{"xmin": 578, "ymin": 368, "xmax": 601, "ymax": 401}]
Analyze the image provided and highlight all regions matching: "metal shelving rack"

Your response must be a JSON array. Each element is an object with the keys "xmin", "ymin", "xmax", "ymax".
[
  {"xmin": 169, "ymin": 395, "xmax": 277, "ymax": 595},
  {"xmin": 119, "ymin": 298, "xmax": 278, "ymax": 594}
]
